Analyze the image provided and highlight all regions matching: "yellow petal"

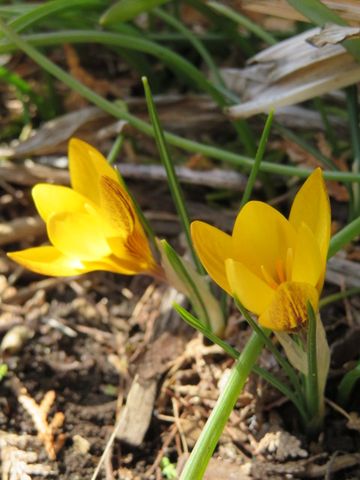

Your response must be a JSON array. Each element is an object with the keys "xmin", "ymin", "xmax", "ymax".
[
  {"xmin": 99, "ymin": 176, "xmax": 156, "ymax": 269},
  {"xmin": 292, "ymin": 222, "xmax": 323, "ymax": 288},
  {"xmin": 99, "ymin": 176, "xmax": 135, "ymax": 239},
  {"xmin": 47, "ymin": 211, "xmax": 111, "ymax": 261},
  {"xmin": 7, "ymin": 246, "xmax": 85, "ymax": 276},
  {"xmin": 83, "ymin": 256, "xmax": 147, "ymax": 275},
  {"xmin": 226, "ymin": 259, "xmax": 275, "ymax": 314},
  {"xmin": 259, "ymin": 281, "xmax": 319, "ymax": 331},
  {"xmin": 289, "ymin": 168, "xmax": 331, "ymax": 264},
  {"xmin": 68, "ymin": 138, "xmax": 119, "ymax": 205},
  {"xmin": 191, "ymin": 221, "xmax": 233, "ymax": 294},
  {"xmin": 232, "ymin": 201, "xmax": 296, "ymax": 280},
  {"xmin": 32, "ymin": 184, "xmax": 89, "ymax": 222}
]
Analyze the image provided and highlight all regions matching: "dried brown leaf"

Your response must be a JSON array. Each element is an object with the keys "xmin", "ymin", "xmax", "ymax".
[{"xmin": 18, "ymin": 388, "xmax": 65, "ymax": 460}]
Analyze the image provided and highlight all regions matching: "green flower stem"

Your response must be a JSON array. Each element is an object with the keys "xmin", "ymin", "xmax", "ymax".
[
  {"xmin": 207, "ymin": 1, "xmax": 277, "ymax": 45},
  {"xmin": 2, "ymin": 26, "xmax": 360, "ymax": 182},
  {"xmin": 328, "ymin": 215, "xmax": 360, "ymax": 258},
  {"xmin": 240, "ymin": 110, "xmax": 273, "ymax": 208},
  {"xmin": 179, "ymin": 331, "xmax": 264, "ymax": 480}
]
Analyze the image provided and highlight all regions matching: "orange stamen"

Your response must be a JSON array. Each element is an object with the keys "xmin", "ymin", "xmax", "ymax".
[
  {"xmin": 275, "ymin": 258, "xmax": 286, "ymax": 283},
  {"xmin": 261, "ymin": 265, "xmax": 278, "ymax": 289}
]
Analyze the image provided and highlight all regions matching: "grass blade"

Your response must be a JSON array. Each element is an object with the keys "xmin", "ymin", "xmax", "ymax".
[
  {"xmin": 328, "ymin": 215, "xmax": 360, "ymax": 258},
  {"xmin": 142, "ymin": 77, "xmax": 203, "ymax": 272},
  {"xmin": 100, "ymin": 0, "xmax": 170, "ymax": 25},
  {"xmin": 305, "ymin": 302, "xmax": 320, "ymax": 433},
  {"xmin": 240, "ymin": 110, "xmax": 273, "ymax": 208},
  {"xmin": 207, "ymin": 1, "xmax": 277, "ymax": 45},
  {"xmin": 338, "ymin": 362, "xmax": 360, "ymax": 405}
]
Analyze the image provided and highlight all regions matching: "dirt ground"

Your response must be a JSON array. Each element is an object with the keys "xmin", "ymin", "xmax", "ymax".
[{"xmin": 1, "ymin": 170, "xmax": 360, "ymax": 480}]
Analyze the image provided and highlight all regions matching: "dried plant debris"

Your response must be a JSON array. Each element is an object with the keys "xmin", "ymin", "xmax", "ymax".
[
  {"xmin": 15, "ymin": 386, "xmax": 65, "ymax": 461},
  {"xmin": 0, "ymin": 431, "xmax": 57, "ymax": 479},
  {"xmin": 237, "ymin": 0, "xmax": 360, "ymax": 25},
  {"xmin": 0, "ymin": 325, "xmax": 34, "ymax": 355},
  {"xmin": 255, "ymin": 430, "xmax": 308, "ymax": 461},
  {"xmin": 309, "ymin": 24, "xmax": 360, "ymax": 47},
  {"xmin": 223, "ymin": 28, "xmax": 360, "ymax": 118}
]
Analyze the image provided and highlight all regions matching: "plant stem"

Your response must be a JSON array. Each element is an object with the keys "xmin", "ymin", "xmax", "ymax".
[{"xmin": 179, "ymin": 331, "xmax": 264, "ymax": 480}]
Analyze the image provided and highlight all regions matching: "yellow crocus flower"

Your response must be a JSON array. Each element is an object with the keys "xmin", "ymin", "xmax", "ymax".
[
  {"xmin": 191, "ymin": 168, "xmax": 331, "ymax": 331},
  {"xmin": 8, "ymin": 139, "xmax": 162, "ymax": 279}
]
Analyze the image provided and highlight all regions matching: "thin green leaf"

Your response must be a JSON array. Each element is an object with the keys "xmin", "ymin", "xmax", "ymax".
[
  {"xmin": 162, "ymin": 241, "xmax": 211, "ymax": 329},
  {"xmin": 174, "ymin": 303, "xmax": 308, "ymax": 421},
  {"xmin": 287, "ymin": 0, "xmax": 346, "ymax": 26},
  {"xmin": 207, "ymin": 1, "xmax": 277, "ymax": 45},
  {"xmin": 320, "ymin": 287, "xmax": 360, "ymax": 309},
  {"xmin": 153, "ymin": 7, "xmax": 225, "ymax": 89},
  {"xmin": 4, "ymin": 0, "xmax": 102, "ymax": 34},
  {"xmin": 174, "ymin": 304, "xmax": 237, "ymax": 359},
  {"xmin": 240, "ymin": 110, "xmax": 273, "ymax": 208},
  {"xmin": 315, "ymin": 313, "xmax": 330, "ymax": 419},
  {"xmin": 100, "ymin": 0, "xmax": 170, "ymax": 25},
  {"xmin": 338, "ymin": 362, "xmax": 360, "ymax": 405},
  {"xmin": 142, "ymin": 77, "xmax": 203, "ymax": 272},
  {"xmin": 346, "ymin": 85, "xmax": 360, "ymax": 219},
  {"xmin": 106, "ymin": 133, "xmax": 125, "ymax": 166},
  {"xmin": 305, "ymin": 302, "xmax": 320, "ymax": 433},
  {"xmin": 0, "ymin": 5, "xmax": 36, "ymax": 18},
  {"xmin": 235, "ymin": 298, "xmax": 304, "ymax": 398},
  {"xmin": 328, "ymin": 215, "xmax": 360, "ymax": 258}
]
